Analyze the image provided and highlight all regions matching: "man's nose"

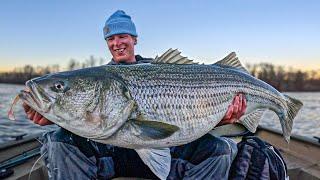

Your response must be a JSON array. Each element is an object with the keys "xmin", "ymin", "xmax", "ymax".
[{"xmin": 112, "ymin": 38, "xmax": 121, "ymax": 47}]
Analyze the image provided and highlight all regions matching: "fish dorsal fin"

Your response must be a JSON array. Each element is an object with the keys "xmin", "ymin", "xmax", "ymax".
[
  {"xmin": 214, "ymin": 52, "xmax": 249, "ymax": 74},
  {"xmin": 152, "ymin": 48, "xmax": 197, "ymax": 65}
]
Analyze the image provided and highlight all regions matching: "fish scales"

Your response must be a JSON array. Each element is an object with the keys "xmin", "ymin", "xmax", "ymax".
[
  {"xmin": 99, "ymin": 65, "xmax": 261, "ymax": 147},
  {"xmin": 113, "ymin": 67, "xmax": 273, "ymax": 136}
]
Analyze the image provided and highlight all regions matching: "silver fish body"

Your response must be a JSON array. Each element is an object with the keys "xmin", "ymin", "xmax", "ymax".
[
  {"xmin": 93, "ymin": 62, "xmax": 300, "ymax": 147},
  {"xmin": 15, "ymin": 49, "xmax": 303, "ymax": 179}
]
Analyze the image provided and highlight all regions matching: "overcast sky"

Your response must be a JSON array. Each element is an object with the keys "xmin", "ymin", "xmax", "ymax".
[{"xmin": 0, "ymin": 0, "xmax": 319, "ymax": 72}]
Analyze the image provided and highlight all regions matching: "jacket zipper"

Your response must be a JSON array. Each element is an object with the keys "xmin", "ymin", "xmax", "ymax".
[{"xmin": 268, "ymin": 146, "xmax": 289, "ymax": 180}]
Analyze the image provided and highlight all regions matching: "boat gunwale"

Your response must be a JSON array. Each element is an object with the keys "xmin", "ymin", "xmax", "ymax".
[{"xmin": 258, "ymin": 125, "xmax": 320, "ymax": 147}]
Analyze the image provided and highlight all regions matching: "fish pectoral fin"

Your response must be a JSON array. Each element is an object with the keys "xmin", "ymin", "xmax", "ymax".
[
  {"xmin": 135, "ymin": 148, "xmax": 171, "ymax": 180},
  {"xmin": 239, "ymin": 109, "xmax": 266, "ymax": 132},
  {"xmin": 129, "ymin": 120, "xmax": 179, "ymax": 140}
]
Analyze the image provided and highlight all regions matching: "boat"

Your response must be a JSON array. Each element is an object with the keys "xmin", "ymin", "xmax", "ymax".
[
  {"xmin": 256, "ymin": 125, "xmax": 320, "ymax": 180},
  {"xmin": 0, "ymin": 126, "xmax": 319, "ymax": 180}
]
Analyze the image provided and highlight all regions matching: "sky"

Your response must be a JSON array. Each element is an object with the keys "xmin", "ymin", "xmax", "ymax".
[{"xmin": 0, "ymin": 0, "xmax": 319, "ymax": 72}]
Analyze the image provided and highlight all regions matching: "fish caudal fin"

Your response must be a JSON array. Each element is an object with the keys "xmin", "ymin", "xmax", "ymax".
[
  {"xmin": 281, "ymin": 94, "xmax": 303, "ymax": 142},
  {"xmin": 135, "ymin": 148, "xmax": 171, "ymax": 180}
]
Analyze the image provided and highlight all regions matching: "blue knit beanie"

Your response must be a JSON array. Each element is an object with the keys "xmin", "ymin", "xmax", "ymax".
[{"xmin": 103, "ymin": 10, "xmax": 137, "ymax": 39}]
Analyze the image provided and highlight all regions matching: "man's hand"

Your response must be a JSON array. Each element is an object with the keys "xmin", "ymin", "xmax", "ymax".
[
  {"xmin": 218, "ymin": 93, "xmax": 246, "ymax": 126},
  {"xmin": 22, "ymin": 103, "xmax": 53, "ymax": 126}
]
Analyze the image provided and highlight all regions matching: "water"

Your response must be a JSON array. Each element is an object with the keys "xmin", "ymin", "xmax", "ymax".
[
  {"xmin": 0, "ymin": 83, "xmax": 319, "ymax": 145},
  {"xmin": 0, "ymin": 84, "xmax": 57, "ymax": 144},
  {"xmin": 260, "ymin": 92, "xmax": 320, "ymax": 138}
]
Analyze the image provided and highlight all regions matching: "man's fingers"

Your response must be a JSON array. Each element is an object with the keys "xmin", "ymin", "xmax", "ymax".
[
  {"xmin": 229, "ymin": 118, "xmax": 238, "ymax": 124},
  {"xmin": 34, "ymin": 112, "xmax": 43, "ymax": 122},
  {"xmin": 22, "ymin": 103, "xmax": 52, "ymax": 126},
  {"xmin": 234, "ymin": 95, "xmax": 240, "ymax": 113},
  {"xmin": 38, "ymin": 118, "xmax": 47, "ymax": 125},
  {"xmin": 239, "ymin": 94, "xmax": 243, "ymax": 110},
  {"xmin": 224, "ymin": 105, "xmax": 233, "ymax": 120},
  {"xmin": 232, "ymin": 104, "xmax": 239, "ymax": 116},
  {"xmin": 38, "ymin": 118, "xmax": 53, "ymax": 126},
  {"xmin": 27, "ymin": 110, "xmax": 36, "ymax": 120},
  {"xmin": 236, "ymin": 94, "xmax": 243, "ymax": 118},
  {"xmin": 24, "ymin": 104, "xmax": 35, "ymax": 114},
  {"xmin": 233, "ymin": 95, "xmax": 239, "ymax": 105},
  {"xmin": 241, "ymin": 94, "xmax": 247, "ymax": 116},
  {"xmin": 22, "ymin": 103, "xmax": 31, "ymax": 112}
]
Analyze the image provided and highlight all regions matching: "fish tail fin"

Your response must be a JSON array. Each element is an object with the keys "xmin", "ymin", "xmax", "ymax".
[{"xmin": 281, "ymin": 94, "xmax": 303, "ymax": 142}]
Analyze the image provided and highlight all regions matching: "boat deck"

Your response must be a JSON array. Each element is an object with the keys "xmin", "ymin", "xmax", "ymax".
[
  {"xmin": 256, "ymin": 126, "xmax": 320, "ymax": 180},
  {"xmin": 1, "ymin": 127, "xmax": 320, "ymax": 180}
]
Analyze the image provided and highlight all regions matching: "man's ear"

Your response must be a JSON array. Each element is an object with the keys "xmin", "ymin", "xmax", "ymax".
[{"xmin": 133, "ymin": 37, "xmax": 138, "ymax": 45}]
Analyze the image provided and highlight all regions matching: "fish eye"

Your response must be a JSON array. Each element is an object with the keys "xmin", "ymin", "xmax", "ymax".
[
  {"xmin": 51, "ymin": 81, "xmax": 69, "ymax": 93},
  {"xmin": 55, "ymin": 82, "xmax": 64, "ymax": 90}
]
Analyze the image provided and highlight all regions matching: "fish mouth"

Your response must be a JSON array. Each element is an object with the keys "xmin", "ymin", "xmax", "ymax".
[{"xmin": 20, "ymin": 80, "xmax": 54, "ymax": 113}]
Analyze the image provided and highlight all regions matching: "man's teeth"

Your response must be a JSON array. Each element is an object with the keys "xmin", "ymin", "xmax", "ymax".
[{"xmin": 115, "ymin": 48, "xmax": 125, "ymax": 53}]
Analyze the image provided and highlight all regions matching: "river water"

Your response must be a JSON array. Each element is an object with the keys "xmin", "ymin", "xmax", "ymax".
[{"xmin": 0, "ymin": 83, "xmax": 319, "ymax": 144}]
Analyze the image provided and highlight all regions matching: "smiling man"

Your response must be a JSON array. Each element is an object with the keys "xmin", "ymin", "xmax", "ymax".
[
  {"xmin": 107, "ymin": 33, "xmax": 136, "ymax": 63},
  {"xmin": 23, "ymin": 10, "xmax": 246, "ymax": 179}
]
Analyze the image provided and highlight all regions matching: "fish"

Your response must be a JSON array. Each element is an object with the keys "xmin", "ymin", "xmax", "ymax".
[{"xmin": 9, "ymin": 49, "xmax": 303, "ymax": 179}]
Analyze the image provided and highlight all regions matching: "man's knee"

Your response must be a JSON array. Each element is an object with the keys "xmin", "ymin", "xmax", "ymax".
[
  {"xmin": 205, "ymin": 136, "xmax": 238, "ymax": 157},
  {"xmin": 190, "ymin": 134, "xmax": 238, "ymax": 165},
  {"xmin": 171, "ymin": 134, "xmax": 238, "ymax": 165},
  {"xmin": 41, "ymin": 128, "xmax": 102, "ymax": 158},
  {"xmin": 40, "ymin": 128, "xmax": 115, "ymax": 179},
  {"xmin": 40, "ymin": 128, "xmax": 97, "ymax": 166}
]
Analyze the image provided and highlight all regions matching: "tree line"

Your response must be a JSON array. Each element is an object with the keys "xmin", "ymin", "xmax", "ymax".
[
  {"xmin": 1, "ymin": 58, "xmax": 320, "ymax": 91},
  {"xmin": 0, "ymin": 56, "xmax": 106, "ymax": 84},
  {"xmin": 246, "ymin": 63, "xmax": 320, "ymax": 91}
]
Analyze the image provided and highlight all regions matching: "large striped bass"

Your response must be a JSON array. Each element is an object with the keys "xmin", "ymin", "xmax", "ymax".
[{"xmin": 9, "ymin": 49, "xmax": 303, "ymax": 179}]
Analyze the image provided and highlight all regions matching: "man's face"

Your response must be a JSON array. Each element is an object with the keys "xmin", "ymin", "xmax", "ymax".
[{"xmin": 106, "ymin": 34, "xmax": 137, "ymax": 63}]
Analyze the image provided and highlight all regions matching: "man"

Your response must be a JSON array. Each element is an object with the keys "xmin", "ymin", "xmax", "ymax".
[{"xmin": 23, "ymin": 10, "xmax": 246, "ymax": 179}]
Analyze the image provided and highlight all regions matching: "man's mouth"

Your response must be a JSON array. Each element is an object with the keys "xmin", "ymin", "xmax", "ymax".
[{"xmin": 114, "ymin": 48, "xmax": 125, "ymax": 53}]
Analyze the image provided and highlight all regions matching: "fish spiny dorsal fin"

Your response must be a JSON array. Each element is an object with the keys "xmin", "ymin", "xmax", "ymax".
[
  {"xmin": 160, "ymin": 48, "xmax": 173, "ymax": 58},
  {"xmin": 214, "ymin": 52, "xmax": 249, "ymax": 74},
  {"xmin": 155, "ymin": 48, "xmax": 173, "ymax": 63},
  {"xmin": 153, "ymin": 48, "xmax": 197, "ymax": 65}
]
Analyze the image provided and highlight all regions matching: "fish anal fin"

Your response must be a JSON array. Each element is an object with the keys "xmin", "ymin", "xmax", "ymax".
[
  {"xmin": 239, "ymin": 109, "xmax": 265, "ymax": 132},
  {"xmin": 214, "ymin": 52, "xmax": 249, "ymax": 74},
  {"xmin": 135, "ymin": 148, "xmax": 171, "ymax": 180},
  {"xmin": 152, "ymin": 48, "xmax": 197, "ymax": 65},
  {"xmin": 129, "ymin": 119, "xmax": 179, "ymax": 140}
]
